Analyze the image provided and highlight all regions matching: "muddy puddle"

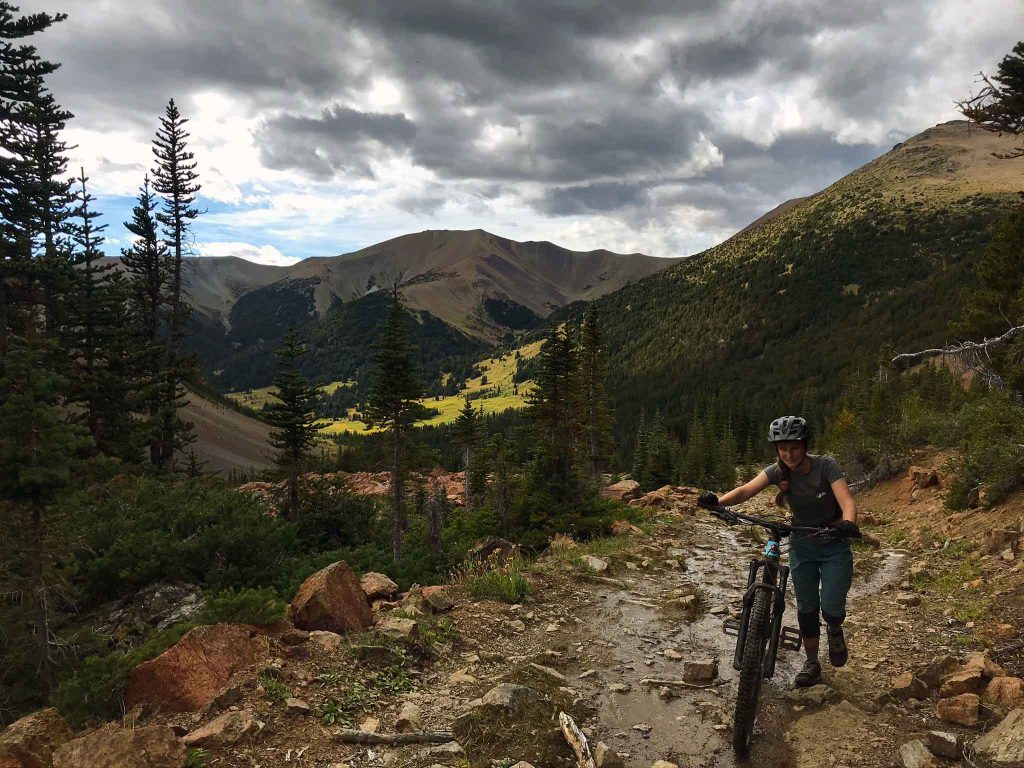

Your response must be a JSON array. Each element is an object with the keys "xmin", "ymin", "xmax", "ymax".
[{"xmin": 569, "ymin": 519, "xmax": 902, "ymax": 767}]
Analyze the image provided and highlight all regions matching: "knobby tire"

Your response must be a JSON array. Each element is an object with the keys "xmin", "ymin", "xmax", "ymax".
[{"xmin": 733, "ymin": 587, "xmax": 771, "ymax": 757}]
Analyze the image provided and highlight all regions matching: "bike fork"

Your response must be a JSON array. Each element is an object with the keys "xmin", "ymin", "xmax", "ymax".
[{"xmin": 724, "ymin": 559, "xmax": 801, "ymax": 676}]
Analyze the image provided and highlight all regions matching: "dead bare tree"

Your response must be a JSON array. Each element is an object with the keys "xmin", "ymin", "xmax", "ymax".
[{"xmin": 891, "ymin": 324, "xmax": 1024, "ymax": 389}]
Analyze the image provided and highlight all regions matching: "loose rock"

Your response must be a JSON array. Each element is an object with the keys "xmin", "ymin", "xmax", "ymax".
[
  {"xmin": 899, "ymin": 739, "xmax": 938, "ymax": 768},
  {"xmin": 183, "ymin": 710, "xmax": 262, "ymax": 750},
  {"xmin": 985, "ymin": 677, "xmax": 1024, "ymax": 709},
  {"xmin": 52, "ymin": 726, "xmax": 185, "ymax": 768},
  {"xmin": 891, "ymin": 672, "xmax": 929, "ymax": 701},
  {"xmin": 396, "ymin": 702, "xmax": 422, "ymax": 733},
  {"xmin": 0, "ymin": 708, "xmax": 73, "ymax": 768},
  {"xmin": 308, "ymin": 630, "xmax": 343, "ymax": 652},
  {"xmin": 936, "ymin": 693, "xmax": 980, "ymax": 725},
  {"xmin": 581, "ymin": 555, "xmax": 609, "ymax": 572},
  {"xmin": 594, "ymin": 741, "xmax": 624, "ymax": 768},
  {"xmin": 925, "ymin": 731, "xmax": 960, "ymax": 759},
  {"xmin": 376, "ymin": 616, "xmax": 419, "ymax": 641},
  {"xmin": 285, "ymin": 698, "xmax": 310, "ymax": 716},
  {"xmin": 683, "ymin": 659, "xmax": 718, "ymax": 683},
  {"xmin": 361, "ymin": 572, "xmax": 399, "ymax": 601},
  {"xmin": 939, "ymin": 668, "xmax": 984, "ymax": 698}
]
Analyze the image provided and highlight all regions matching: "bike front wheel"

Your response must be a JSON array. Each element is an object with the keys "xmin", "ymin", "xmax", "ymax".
[{"xmin": 733, "ymin": 587, "xmax": 771, "ymax": 757}]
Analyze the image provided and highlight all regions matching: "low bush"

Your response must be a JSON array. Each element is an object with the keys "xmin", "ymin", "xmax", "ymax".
[{"xmin": 462, "ymin": 555, "xmax": 531, "ymax": 603}]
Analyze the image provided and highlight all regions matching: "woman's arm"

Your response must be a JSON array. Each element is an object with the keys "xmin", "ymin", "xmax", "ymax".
[
  {"xmin": 831, "ymin": 478, "xmax": 857, "ymax": 523},
  {"xmin": 717, "ymin": 471, "xmax": 772, "ymax": 506}
]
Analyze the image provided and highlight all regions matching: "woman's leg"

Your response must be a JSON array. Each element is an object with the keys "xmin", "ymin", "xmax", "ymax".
[
  {"xmin": 819, "ymin": 544, "xmax": 854, "ymax": 666},
  {"xmin": 788, "ymin": 545, "xmax": 823, "ymax": 685}
]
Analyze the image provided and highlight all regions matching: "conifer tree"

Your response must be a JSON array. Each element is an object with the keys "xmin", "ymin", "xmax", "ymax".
[
  {"xmin": 453, "ymin": 397, "xmax": 481, "ymax": 510},
  {"xmin": 265, "ymin": 328, "xmax": 320, "ymax": 521},
  {"xmin": 526, "ymin": 326, "xmax": 584, "ymax": 504},
  {"xmin": 644, "ymin": 411, "xmax": 674, "ymax": 490},
  {"xmin": 487, "ymin": 433, "xmax": 516, "ymax": 527},
  {"xmin": 579, "ymin": 305, "xmax": 613, "ymax": 481},
  {"xmin": 151, "ymin": 98, "xmax": 200, "ymax": 470},
  {"xmin": 0, "ymin": 336, "xmax": 90, "ymax": 697},
  {"xmin": 958, "ymin": 41, "xmax": 1024, "ymax": 158},
  {"xmin": 364, "ymin": 285, "xmax": 425, "ymax": 562},
  {"xmin": 632, "ymin": 413, "xmax": 648, "ymax": 482},
  {"xmin": 426, "ymin": 477, "xmax": 449, "ymax": 552},
  {"xmin": 0, "ymin": 3, "xmax": 67, "ymax": 356},
  {"xmin": 681, "ymin": 413, "xmax": 707, "ymax": 487},
  {"xmin": 715, "ymin": 422, "xmax": 738, "ymax": 489},
  {"xmin": 121, "ymin": 175, "xmax": 171, "ymax": 464}
]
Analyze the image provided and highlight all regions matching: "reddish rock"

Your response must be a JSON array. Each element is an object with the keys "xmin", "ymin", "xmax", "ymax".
[
  {"xmin": 0, "ymin": 708, "xmax": 73, "ymax": 768},
  {"xmin": 909, "ymin": 466, "xmax": 940, "ymax": 489},
  {"xmin": 52, "ymin": 725, "xmax": 184, "ymax": 768},
  {"xmin": 422, "ymin": 586, "xmax": 455, "ymax": 613},
  {"xmin": 940, "ymin": 668, "xmax": 985, "ymax": 698},
  {"xmin": 280, "ymin": 627, "xmax": 309, "ymax": 646},
  {"xmin": 183, "ymin": 710, "xmax": 262, "ymax": 750},
  {"xmin": 601, "ymin": 479, "xmax": 640, "ymax": 502},
  {"xmin": 126, "ymin": 624, "xmax": 270, "ymax": 712},
  {"xmin": 610, "ymin": 520, "xmax": 633, "ymax": 536},
  {"xmin": 361, "ymin": 572, "xmax": 399, "ymax": 601},
  {"xmin": 984, "ymin": 677, "xmax": 1024, "ymax": 709},
  {"xmin": 964, "ymin": 652, "xmax": 1006, "ymax": 680},
  {"xmin": 892, "ymin": 672, "xmax": 930, "ymax": 700},
  {"xmin": 936, "ymin": 694, "xmax": 980, "ymax": 725},
  {"xmin": 290, "ymin": 561, "xmax": 373, "ymax": 634},
  {"xmin": 376, "ymin": 615, "xmax": 419, "ymax": 641}
]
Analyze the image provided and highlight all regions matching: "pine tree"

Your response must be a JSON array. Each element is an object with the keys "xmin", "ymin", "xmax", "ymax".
[
  {"xmin": 644, "ymin": 411, "xmax": 674, "ymax": 490},
  {"xmin": 0, "ymin": 3, "xmax": 67, "ymax": 356},
  {"xmin": 715, "ymin": 422, "xmax": 738, "ymax": 489},
  {"xmin": 681, "ymin": 412, "xmax": 707, "ymax": 487},
  {"xmin": 958, "ymin": 41, "xmax": 1024, "ymax": 158},
  {"xmin": 487, "ymin": 433, "xmax": 516, "ymax": 528},
  {"xmin": 453, "ymin": 397, "xmax": 481, "ymax": 510},
  {"xmin": 525, "ymin": 326, "xmax": 584, "ymax": 505},
  {"xmin": 579, "ymin": 305, "xmax": 613, "ymax": 481},
  {"xmin": 364, "ymin": 285, "xmax": 425, "ymax": 562},
  {"xmin": 151, "ymin": 98, "xmax": 200, "ymax": 470},
  {"xmin": 121, "ymin": 175, "xmax": 171, "ymax": 464},
  {"xmin": 426, "ymin": 477, "xmax": 449, "ymax": 552},
  {"xmin": 0, "ymin": 336, "xmax": 91, "ymax": 697},
  {"xmin": 265, "ymin": 329, "xmax": 320, "ymax": 521},
  {"xmin": 632, "ymin": 413, "xmax": 648, "ymax": 482}
]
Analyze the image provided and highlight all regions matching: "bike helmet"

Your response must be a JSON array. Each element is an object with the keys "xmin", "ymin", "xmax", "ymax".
[{"xmin": 768, "ymin": 415, "xmax": 811, "ymax": 443}]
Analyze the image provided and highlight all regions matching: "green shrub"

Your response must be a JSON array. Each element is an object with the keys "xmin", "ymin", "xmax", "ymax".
[
  {"xmin": 195, "ymin": 587, "xmax": 285, "ymax": 626},
  {"xmin": 258, "ymin": 675, "xmax": 292, "ymax": 702},
  {"xmin": 464, "ymin": 560, "xmax": 531, "ymax": 603}
]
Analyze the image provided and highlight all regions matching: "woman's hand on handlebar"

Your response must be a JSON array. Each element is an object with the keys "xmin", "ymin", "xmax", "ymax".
[
  {"xmin": 698, "ymin": 490, "xmax": 719, "ymax": 508},
  {"xmin": 830, "ymin": 520, "xmax": 861, "ymax": 539}
]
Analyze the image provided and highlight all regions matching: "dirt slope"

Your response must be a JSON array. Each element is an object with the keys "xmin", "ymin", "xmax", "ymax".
[{"xmin": 182, "ymin": 390, "xmax": 273, "ymax": 472}]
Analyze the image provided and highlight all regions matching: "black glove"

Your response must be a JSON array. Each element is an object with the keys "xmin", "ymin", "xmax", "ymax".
[
  {"xmin": 831, "ymin": 520, "xmax": 861, "ymax": 539},
  {"xmin": 698, "ymin": 491, "xmax": 719, "ymax": 509}
]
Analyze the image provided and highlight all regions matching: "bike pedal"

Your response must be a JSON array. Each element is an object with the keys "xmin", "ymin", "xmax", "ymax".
[
  {"xmin": 723, "ymin": 617, "xmax": 740, "ymax": 636},
  {"xmin": 780, "ymin": 626, "xmax": 802, "ymax": 651}
]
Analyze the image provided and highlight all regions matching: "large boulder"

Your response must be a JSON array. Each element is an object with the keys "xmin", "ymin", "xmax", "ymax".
[
  {"xmin": 290, "ymin": 561, "xmax": 373, "ymax": 634},
  {"xmin": 602, "ymin": 479, "xmax": 641, "ymax": 502},
  {"xmin": 975, "ymin": 708, "xmax": 1024, "ymax": 764},
  {"xmin": 126, "ymin": 623, "xmax": 270, "ymax": 712},
  {"xmin": 0, "ymin": 708, "xmax": 73, "ymax": 768},
  {"xmin": 360, "ymin": 572, "xmax": 399, "ymax": 601},
  {"xmin": 183, "ymin": 710, "xmax": 262, "ymax": 750},
  {"xmin": 52, "ymin": 726, "xmax": 185, "ymax": 768}
]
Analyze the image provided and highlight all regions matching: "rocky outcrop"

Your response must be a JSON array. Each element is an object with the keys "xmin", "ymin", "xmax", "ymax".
[
  {"xmin": 183, "ymin": 710, "xmax": 263, "ymax": 750},
  {"xmin": 0, "ymin": 708, "xmax": 73, "ymax": 768},
  {"xmin": 290, "ymin": 561, "xmax": 373, "ymax": 634},
  {"xmin": 52, "ymin": 726, "xmax": 185, "ymax": 768},
  {"xmin": 126, "ymin": 623, "xmax": 270, "ymax": 712},
  {"xmin": 601, "ymin": 479, "xmax": 640, "ymax": 502},
  {"xmin": 627, "ymin": 485, "xmax": 700, "ymax": 512},
  {"xmin": 975, "ymin": 708, "xmax": 1024, "ymax": 764}
]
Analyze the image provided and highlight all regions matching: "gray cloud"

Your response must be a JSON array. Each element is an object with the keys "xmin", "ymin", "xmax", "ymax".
[{"xmin": 20, "ymin": 0, "xmax": 1024, "ymax": 257}]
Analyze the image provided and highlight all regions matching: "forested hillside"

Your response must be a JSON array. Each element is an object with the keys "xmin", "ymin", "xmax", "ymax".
[{"xmin": 576, "ymin": 121, "xmax": 1024, "ymax": 447}]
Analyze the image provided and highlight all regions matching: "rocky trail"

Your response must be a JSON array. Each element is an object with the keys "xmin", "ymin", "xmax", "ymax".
[{"xmin": 4, "ymin": 464, "xmax": 1024, "ymax": 768}]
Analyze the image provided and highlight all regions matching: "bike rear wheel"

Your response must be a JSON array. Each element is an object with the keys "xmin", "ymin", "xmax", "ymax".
[{"xmin": 733, "ymin": 587, "xmax": 771, "ymax": 756}]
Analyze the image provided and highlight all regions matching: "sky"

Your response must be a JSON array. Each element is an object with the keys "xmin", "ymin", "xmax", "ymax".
[{"xmin": 21, "ymin": 0, "xmax": 1024, "ymax": 264}]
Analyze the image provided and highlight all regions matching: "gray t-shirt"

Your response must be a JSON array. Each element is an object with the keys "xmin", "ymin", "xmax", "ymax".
[{"xmin": 763, "ymin": 454, "xmax": 844, "ymax": 498}]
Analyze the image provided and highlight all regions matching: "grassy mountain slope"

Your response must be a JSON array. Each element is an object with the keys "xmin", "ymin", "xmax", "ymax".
[{"xmin": 586, "ymin": 121, "xmax": 1024, "ymax": 438}]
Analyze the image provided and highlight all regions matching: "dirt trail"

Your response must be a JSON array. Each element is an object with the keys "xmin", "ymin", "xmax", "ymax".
[{"xmin": 553, "ymin": 501, "xmax": 903, "ymax": 767}]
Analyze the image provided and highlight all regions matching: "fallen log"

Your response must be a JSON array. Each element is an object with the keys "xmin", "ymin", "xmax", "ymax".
[
  {"xmin": 639, "ymin": 678, "xmax": 724, "ymax": 689},
  {"xmin": 333, "ymin": 730, "xmax": 456, "ymax": 744},
  {"xmin": 559, "ymin": 711, "xmax": 596, "ymax": 768}
]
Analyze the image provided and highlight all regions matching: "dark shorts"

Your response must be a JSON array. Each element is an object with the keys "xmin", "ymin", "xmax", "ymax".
[{"xmin": 789, "ymin": 538, "xmax": 853, "ymax": 619}]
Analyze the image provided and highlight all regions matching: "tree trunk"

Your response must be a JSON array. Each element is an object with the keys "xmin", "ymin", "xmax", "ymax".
[
  {"xmin": 287, "ymin": 462, "xmax": 299, "ymax": 521},
  {"xmin": 462, "ymin": 446, "xmax": 472, "ymax": 510},
  {"xmin": 391, "ymin": 426, "xmax": 404, "ymax": 563},
  {"xmin": 30, "ymin": 497, "xmax": 52, "ymax": 697},
  {"xmin": 0, "ymin": 264, "xmax": 8, "ymax": 358}
]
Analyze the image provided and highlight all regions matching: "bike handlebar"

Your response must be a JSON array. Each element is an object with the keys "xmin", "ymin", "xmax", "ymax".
[{"xmin": 697, "ymin": 500, "xmax": 861, "ymax": 540}]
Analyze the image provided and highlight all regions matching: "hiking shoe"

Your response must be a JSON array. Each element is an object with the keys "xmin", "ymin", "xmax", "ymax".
[
  {"xmin": 794, "ymin": 658, "xmax": 822, "ymax": 688},
  {"xmin": 827, "ymin": 625, "xmax": 848, "ymax": 667}
]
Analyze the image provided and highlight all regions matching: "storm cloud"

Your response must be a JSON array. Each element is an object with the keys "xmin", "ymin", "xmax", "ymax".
[{"xmin": 20, "ymin": 0, "xmax": 1024, "ymax": 261}]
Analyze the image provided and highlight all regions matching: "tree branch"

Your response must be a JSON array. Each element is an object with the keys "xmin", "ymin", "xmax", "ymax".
[{"xmin": 890, "ymin": 325, "xmax": 1024, "ymax": 370}]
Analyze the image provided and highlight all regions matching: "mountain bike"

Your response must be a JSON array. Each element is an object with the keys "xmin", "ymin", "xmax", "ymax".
[{"xmin": 696, "ymin": 500, "xmax": 858, "ymax": 758}]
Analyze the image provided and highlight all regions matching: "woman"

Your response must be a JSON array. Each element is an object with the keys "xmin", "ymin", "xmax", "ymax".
[{"xmin": 699, "ymin": 416, "xmax": 860, "ymax": 688}]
